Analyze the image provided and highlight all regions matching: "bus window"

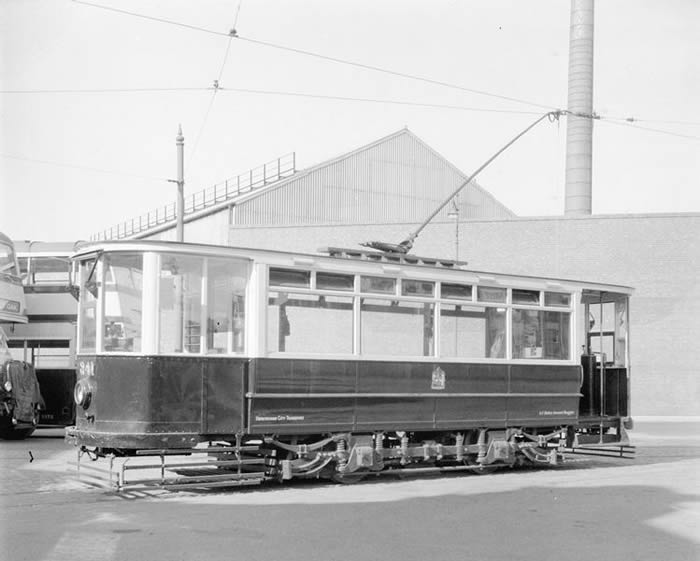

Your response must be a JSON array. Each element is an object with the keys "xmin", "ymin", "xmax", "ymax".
[
  {"xmin": 440, "ymin": 305, "xmax": 505, "ymax": 359},
  {"xmin": 103, "ymin": 253, "xmax": 143, "ymax": 352},
  {"xmin": 31, "ymin": 256, "xmax": 72, "ymax": 284},
  {"xmin": 0, "ymin": 244, "xmax": 17, "ymax": 275}
]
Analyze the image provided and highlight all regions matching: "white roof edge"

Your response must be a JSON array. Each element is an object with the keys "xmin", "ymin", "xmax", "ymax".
[{"xmin": 72, "ymin": 239, "xmax": 634, "ymax": 294}]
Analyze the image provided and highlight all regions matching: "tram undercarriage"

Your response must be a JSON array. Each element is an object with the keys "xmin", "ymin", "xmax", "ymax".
[{"xmin": 72, "ymin": 425, "xmax": 633, "ymax": 492}]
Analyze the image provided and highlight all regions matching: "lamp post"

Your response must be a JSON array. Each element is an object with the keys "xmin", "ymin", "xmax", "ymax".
[
  {"xmin": 447, "ymin": 199, "xmax": 459, "ymax": 261},
  {"xmin": 175, "ymin": 125, "xmax": 185, "ymax": 242}
]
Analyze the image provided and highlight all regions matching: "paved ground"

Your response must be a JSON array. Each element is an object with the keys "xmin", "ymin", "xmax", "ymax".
[{"xmin": 1, "ymin": 422, "xmax": 698, "ymax": 561}]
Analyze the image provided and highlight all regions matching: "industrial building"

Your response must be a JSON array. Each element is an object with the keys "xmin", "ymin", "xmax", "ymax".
[{"xmin": 96, "ymin": 128, "xmax": 699, "ymax": 418}]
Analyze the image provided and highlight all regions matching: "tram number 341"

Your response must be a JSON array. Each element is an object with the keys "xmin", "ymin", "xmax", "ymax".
[{"xmin": 78, "ymin": 360, "xmax": 95, "ymax": 378}]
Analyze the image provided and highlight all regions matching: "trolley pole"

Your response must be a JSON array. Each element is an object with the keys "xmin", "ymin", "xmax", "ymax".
[{"xmin": 176, "ymin": 125, "xmax": 185, "ymax": 242}]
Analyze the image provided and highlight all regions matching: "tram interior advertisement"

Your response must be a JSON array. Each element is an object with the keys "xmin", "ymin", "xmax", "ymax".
[
  {"xmin": 0, "ymin": 233, "xmax": 44, "ymax": 440},
  {"xmin": 65, "ymin": 241, "xmax": 634, "ymax": 490}
]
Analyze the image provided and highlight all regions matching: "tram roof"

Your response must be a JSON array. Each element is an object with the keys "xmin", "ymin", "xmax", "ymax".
[{"xmin": 71, "ymin": 239, "xmax": 634, "ymax": 296}]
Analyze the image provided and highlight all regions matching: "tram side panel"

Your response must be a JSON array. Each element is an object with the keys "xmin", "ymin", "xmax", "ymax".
[
  {"xmin": 247, "ymin": 359, "xmax": 582, "ymax": 435},
  {"xmin": 74, "ymin": 356, "xmax": 248, "ymax": 449}
]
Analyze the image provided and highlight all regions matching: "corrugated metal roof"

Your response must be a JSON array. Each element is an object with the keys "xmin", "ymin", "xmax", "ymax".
[{"xmin": 233, "ymin": 128, "xmax": 515, "ymax": 228}]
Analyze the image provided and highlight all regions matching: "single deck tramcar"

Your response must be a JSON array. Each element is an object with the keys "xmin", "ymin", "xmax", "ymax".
[{"xmin": 66, "ymin": 240, "xmax": 633, "ymax": 488}]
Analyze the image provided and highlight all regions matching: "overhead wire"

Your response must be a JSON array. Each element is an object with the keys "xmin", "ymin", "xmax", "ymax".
[
  {"xmin": 595, "ymin": 118, "xmax": 700, "ymax": 141},
  {"xmin": 68, "ymin": 0, "xmax": 700, "ymax": 135},
  {"xmin": 70, "ymin": 0, "xmax": 557, "ymax": 111},
  {"xmin": 189, "ymin": 1, "xmax": 244, "ymax": 164},
  {"xmin": 0, "ymin": 152, "xmax": 170, "ymax": 181},
  {"xmin": 0, "ymin": 87, "xmax": 209, "ymax": 94}
]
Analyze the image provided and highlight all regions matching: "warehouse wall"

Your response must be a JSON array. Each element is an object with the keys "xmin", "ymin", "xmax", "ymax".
[{"xmin": 229, "ymin": 213, "xmax": 700, "ymax": 418}]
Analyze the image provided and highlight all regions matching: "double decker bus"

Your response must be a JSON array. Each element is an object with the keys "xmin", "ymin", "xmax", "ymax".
[
  {"xmin": 8, "ymin": 241, "xmax": 80, "ymax": 427},
  {"xmin": 0, "ymin": 232, "xmax": 42, "ymax": 439}
]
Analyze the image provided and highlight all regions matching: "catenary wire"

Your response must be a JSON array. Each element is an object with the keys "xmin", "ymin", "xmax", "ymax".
[
  {"xmin": 189, "ymin": 1, "xmax": 243, "ymax": 164},
  {"xmin": 70, "ymin": 0, "xmax": 557, "ymax": 111},
  {"xmin": 0, "ymin": 152, "xmax": 170, "ymax": 181},
  {"xmin": 69, "ymin": 0, "xmax": 700, "ymax": 129},
  {"xmin": 2, "ymin": 85, "xmax": 698, "ymax": 140},
  {"xmin": 596, "ymin": 118, "xmax": 700, "ymax": 141}
]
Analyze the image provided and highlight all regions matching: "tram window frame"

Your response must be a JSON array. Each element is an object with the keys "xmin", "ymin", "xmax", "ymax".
[
  {"xmin": 267, "ymin": 291, "xmax": 354, "ymax": 354},
  {"xmin": 360, "ymin": 275, "xmax": 397, "ymax": 295},
  {"xmin": 360, "ymin": 297, "xmax": 435, "ymax": 357},
  {"xmin": 155, "ymin": 253, "xmax": 250, "ymax": 356},
  {"xmin": 77, "ymin": 256, "xmax": 100, "ymax": 354},
  {"xmin": 269, "ymin": 268, "xmax": 311, "ymax": 289},
  {"xmin": 439, "ymin": 303, "xmax": 506, "ymax": 359},
  {"xmin": 102, "ymin": 252, "xmax": 144, "ymax": 353},
  {"xmin": 510, "ymin": 288, "xmax": 573, "ymax": 361},
  {"xmin": 316, "ymin": 271, "xmax": 355, "ymax": 292},
  {"xmin": 440, "ymin": 282, "xmax": 473, "ymax": 301},
  {"xmin": 477, "ymin": 286, "xmax": 507, "ymax": 303}
]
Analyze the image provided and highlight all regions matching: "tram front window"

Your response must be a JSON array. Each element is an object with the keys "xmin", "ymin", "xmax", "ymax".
[{"xmin": 78, "ymin": 258, "xmax": 98, "ymax": 353}]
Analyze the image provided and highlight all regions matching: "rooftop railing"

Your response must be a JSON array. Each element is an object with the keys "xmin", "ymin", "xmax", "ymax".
[{"xmin": 91, "ymin": 153, "xmax": 296, "ymax": 241}]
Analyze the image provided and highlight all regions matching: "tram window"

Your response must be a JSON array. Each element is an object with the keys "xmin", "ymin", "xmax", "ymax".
[
  {"xmin": 267, "ymin": 292, "xmax": 353, "ymax": 354},
  {"xmin": 589, "ymin": 333, "xmax": 614, "ymax": 364},
  {"xmin": 159, "ymin": 255, "xmax": 204, "ymax": 354},
  {"xmin": 440, "ymin": 305, "xmax": 505, "ymax": 358},
  {"xmin": 512, "ymin": 289, "xmax": 540, "ymax": 305},
  {"xmin": 207, "ymin": 258, "xmax": 247, "ymax": 354},
  {"xmin": 78, "ymin": 258, "xmax": 97, "ymax": 353},
  {"xmin": 316, "ymin": 272, "xmax": 354, "ymax": 291},
  {"xmin": 544, "ymin": 292, "xmax": 570, "ymax": 307},
  {"xmin": 589, "ymin": 302, "xmax": 615, "ymax": 332},
  {"xmin": 402, "ymin": 279, "xmax": 434, "ymax": 297},
  {"xmin": 477, "ymin": 286, "xmax": 506, "ymax": 303},
  {"xmin": 103, "ymin": 253, "xmax": 143, "ymax": 352},
  {"xmin": 440, "ymin": 283, "xmax": 472, "ymax": 300},
  {"xmin": 269, "ymin": 268, "xmax": 311, "ymax": 289},
  {"xmin": 360, "ymin": 298, "xmax": 434, "ymax": 356},
  {"xmin": 360, "ymin": 276, "xmax": 396, "ymax": 295},
  {"xmin": 512, "ymin": 310, "xmax": 570, "ymax": 360}
]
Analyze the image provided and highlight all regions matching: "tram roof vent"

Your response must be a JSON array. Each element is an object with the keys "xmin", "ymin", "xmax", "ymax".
[{"xmin": 319, "ymin": 247, "xmax": 467, "ymax": 269}]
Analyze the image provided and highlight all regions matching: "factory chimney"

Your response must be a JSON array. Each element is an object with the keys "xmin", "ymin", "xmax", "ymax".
[{"xmin": 564, "ymin": 0, "xmax": 595, "ymax": 215}]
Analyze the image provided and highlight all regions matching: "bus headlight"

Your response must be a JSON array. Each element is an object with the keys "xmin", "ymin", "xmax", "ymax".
[
  {"xmin": 73, "ymin": 380, "xmax": 92, "ymax": 409},
  {"xmin": 3, "ymin": 381, "xmax": 11, "ymax": 392}
]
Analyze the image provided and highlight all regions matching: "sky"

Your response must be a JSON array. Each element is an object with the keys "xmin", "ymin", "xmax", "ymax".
[{"xmin": 1, "ymin": 0, "xmax": 698, "ymax": 242}]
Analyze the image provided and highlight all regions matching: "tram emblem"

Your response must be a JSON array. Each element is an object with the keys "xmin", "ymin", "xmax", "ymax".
[{"xmin": 431, "ymin": 366, "xmax": 446, "ymax": 390}]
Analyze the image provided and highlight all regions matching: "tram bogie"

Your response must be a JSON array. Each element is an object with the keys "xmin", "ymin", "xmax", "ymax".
[{"xmin": 65, "ymin": 241, "xmax": 634, "ymax": 490}]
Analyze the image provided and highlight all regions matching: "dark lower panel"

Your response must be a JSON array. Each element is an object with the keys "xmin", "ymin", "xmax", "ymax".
[{"xmin": 36, "ymin": 369, "xmax": 76, "ymax": 426}]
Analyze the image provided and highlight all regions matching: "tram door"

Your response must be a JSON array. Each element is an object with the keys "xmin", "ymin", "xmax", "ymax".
[{"xmin": 580, "ymin": 291, "xmax": 630, "ymax": 418}]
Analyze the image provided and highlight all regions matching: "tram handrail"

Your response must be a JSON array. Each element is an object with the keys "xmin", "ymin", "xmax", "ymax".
[{"xmin": 91, "ymin": 152, "xmax": 296, "ymax": 241}]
